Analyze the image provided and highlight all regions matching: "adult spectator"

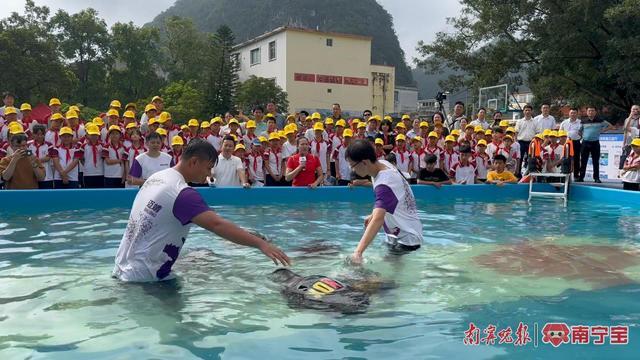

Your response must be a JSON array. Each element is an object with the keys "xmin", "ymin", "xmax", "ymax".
[
  {"xmin": 577, "ymin": 106, "xmax": 614, "ymax": 183},
  {"xmin": 211, "ymin": 136, "xmax": 249, "ymax": 187},
  {"xmin": 515, "ymin": 104, "xmax": 537, "ymax": 176},
  {"xmin": 285, "ymin": 137, "xmax": 323, "ymax": 187},
  {"xmin": 0, "ymin": 133, "xmax": 45, "ymax": 189},
  {"xmin": 621, "ymin": 104, "xmax": 640, "ymax": 169},
  {"xmin": 469, "ymin": 108, "xmax": 490, "ymax": 130},
  {"xmin": 559, "ymin": 108, "xmax": 583, "ymax": 179},
  {"xmin": 0, "ymin": 92, "xmax": 22, "ymax": 121},
  {"xmin": 533, "ymin": 103, "xmax": 556, "ymax": 132},
  {"xmin": 330, "ymin": 103, "xmax": 342, "ymax": 122},
  {"xmin": 491, "ymin": 111, "xmax": 503, "ymax": 127},
  {"xmin": 266, "ymin": 102, "xmax": 286, "ymax": 130},
  {"xmin": 127, "ymin": 132, "xmax": 174, "ymax": 186},
  {"xmin": 447, "ymin": 101, "xmax": 467, "ymax": 130}
]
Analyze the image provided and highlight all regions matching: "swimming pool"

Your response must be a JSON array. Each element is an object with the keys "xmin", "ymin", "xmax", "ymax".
[{"xmin": 1, "ymin": 185, "xmax": 639, "ymax": 359}]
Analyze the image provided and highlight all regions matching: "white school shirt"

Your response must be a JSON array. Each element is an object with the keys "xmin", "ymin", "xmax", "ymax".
[
  {"xmin": 80, "ymin": 141, "xmax": 104, "ymax": 176},
  {"xmin": 486, "ymin": 142, "xmax": 504, "ymax": 162},
  {"xmin": 45, "ymin": 129, "xmax": 61, "ymax": 147},
  {"xmin": 450, "ymin": 161, "xmax": 476, "ymax": 184},
  {"xmin": 372, "ymin": 160, "xmax": 423, "ymax": 246},
  {"xmin": 310, "ymin": 138, "xmax": 330, "ymax": 174},
  {"xmin": 442, "ymin": 149, "xmax": 460, "ymax": 173},
  {"xmin": 129, "ymin": 152, "xmax": 174, "ymax": 181},
  {"xmin": 247, "ymin": 152, "xmax": 265, "ymax": 181},
  {"xmin": 28, "ymin": 140, "xmax": 54, "ymax": 181},
  {"xmin": 424, "ymin": 146, "xmax": 444, "ymax": 169},
  {"xmin": 103, "ymin": 143, "xmax": 129, "ymax": 178},
  {"xmin": 263, "ymin": 147, "xmax": 283, "ymax": 176},
  {"xmin": 392, "ymin": 147, "xmax": 412, "ymax": 174},
  {"xmin": 281, "ymin": 141, "xmax": 298, "ymax": 159},
  {"xmin": 212, "ymin": 154, "xmax": 244, "ymax": 187},
  {"xmin": 543, "ymin": 144, "xmax": 564, "ymax": 173},
  {"xmin": 474, "ymin": 153, "xmax": 490, "ymax": 179},
  {"xmin": 469, "ymin": 119, "xmax": 490, "ymax": 130},
  {"xmin": 51, "ymin": 144, "xmax": 82, "ymax": 181},
  {"xmin": 333, "ymin": 144, "xmax": 351, "ymax": 181},
  {"xmin": 621, "ymin": 152, "xmax": 640, "ymax": 183},
  {"xmin": 206, "ymin": 133, "xmax": 223, "ymax": 152},
  {"xmin": 112, "ymin": 167, "xmax": 211, "ymax": 282}
]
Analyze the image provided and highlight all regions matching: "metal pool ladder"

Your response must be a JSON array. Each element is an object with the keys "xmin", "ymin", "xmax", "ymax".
[{"xmin": 528, "ymin": 172, "xmax": 570, "ymax": 207}]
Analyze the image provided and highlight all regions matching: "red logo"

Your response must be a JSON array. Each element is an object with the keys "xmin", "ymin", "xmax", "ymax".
[{"xmin": 542, "ymin": 323, "xmax": 570, "ymax": 347}]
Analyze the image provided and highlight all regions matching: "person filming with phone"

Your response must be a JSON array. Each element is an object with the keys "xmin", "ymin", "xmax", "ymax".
[
  {"xmin": 285, "ymin": 137, "xmax": 324, "ymax": 187},
  {"xmin": 0, "ymin": 133, "xmax": 45, "ymax": 189}
]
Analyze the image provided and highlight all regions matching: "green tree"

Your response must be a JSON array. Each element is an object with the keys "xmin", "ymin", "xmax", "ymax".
[
  {"xmin": 416, "ymin": 0, "xmax": 640, "ymax": 117},
  {"xmin": 161, "ymin": 16, "xmax": 208, "ymax": 83},
  {"xmin": 159, "ymin": 80, "xmax": 205, "ymax": 122},
  {"xmin": 235, "ymin": 76, "xmax": 288, "ymax": 113},
  {"xmin": 0, "ymin": 0, "xmax": 76, "ymax": 102},
  {"xmin": 51, "ymin": 8, "xmax": 112, "ymax": 107},
  {"xmin": 109, "ymin": 22, "xmax": 164, "ymax": 102},
  {"xmin": 203, "ymin": 25, "xmax": 239, "ymax": 116}
]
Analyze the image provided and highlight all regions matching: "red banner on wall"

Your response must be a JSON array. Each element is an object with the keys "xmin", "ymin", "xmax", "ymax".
[
  {"xmin": 316, "ymin": 74, "xmax": 343, "ymax": 84},
  {"xmin": 344, "ymin": 77, "xmax": 369, "ymax": 86},
  {"xmin": 294, "ymin": 73, "xmax": 316, "ymax": 82}
]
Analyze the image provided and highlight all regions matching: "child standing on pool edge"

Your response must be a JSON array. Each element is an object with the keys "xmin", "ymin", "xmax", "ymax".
[{"xmin": 345, "ymin": 140, "xmax": 424, "ymax": 263}]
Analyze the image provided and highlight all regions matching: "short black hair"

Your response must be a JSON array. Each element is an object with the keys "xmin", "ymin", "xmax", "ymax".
[
  {"xmin": 253, "ymin": 106, "xmax": 264, "ymax": 113},
  {"xmin": 363, "ymin": 109, "xmax": 372, "ymax": 116},
  {"xmin": 523, "ymin": 104, "xmax": 534, "ymax": 111},
  {"xmin": 300, "ymin": 110, "xmax": 309, "ymax": 116},
  {"xmin": 493, "ymin": 127, "xmax": 504, "ymax": 134},
  {"xmin": 586, "ymin": 105, "xmax": 597, "ymax": 111},
  {"xmin": 3, "ymin": 91, "xmax": 15, "ymax": 99},
  {"xmin": 380, "ymin": 120, "xmax": 392, "ymax": 128},
  {"xmin": 10, "ymin": 133, "xmax": 27, "ymax": 145},
  {"xmin": 454, "ymin": 101, "xmax": 465, "ymax": 107},
  {"xmin": 32, "ymin": 124, "xmax": 46, "ymax": 135},
  {"xmin": 459, "ymin": 145, "xmax": 472, "ymax": 154},
  {"xmin": 478, "ymin": 107, "xmax": 486, "ymax": 112},
  {"xmin": 146, "ymin": 132, "xmax": 161, "ymax": 143},
  {"xmin": 493, "ymin": 154, "xmax": 507, "ymax": 163},
  {"xmin": 223, "ymin": 135, "xmax": 236, "ymax": 144},
  {"xmin": 424, "ymin": 154, "xmax": 437, "ymax": 164},
  {"xmin": 182, "ymin": 138, "xmax": 218, "ymax": 163},
  {"xmin": 346, "ymin": 139, "xmax": 377, "ymax": 163},
  {"xmin": 541, "ymin": 103, "xmax": 551, "ymax": 107},
  {"xmin": 385, "ymin": 152, "xmax": 397, "ymax": 164},
  {"xmin": 569, "ymin": 107, "xmax": 579, "ymax": 112}
]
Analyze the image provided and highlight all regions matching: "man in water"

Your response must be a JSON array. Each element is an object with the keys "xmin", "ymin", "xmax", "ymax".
[
  {"xmin": 112, "ymin": 139, "xmax": 290, "ymax": 282},
  {"xmin": 345, "ymin": 140, "xmax": 423, "ymax": 263}
]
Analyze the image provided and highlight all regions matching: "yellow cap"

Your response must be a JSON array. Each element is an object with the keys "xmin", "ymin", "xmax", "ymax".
[
  {"xmin": 548, "ymin": 130, "xmax": 558, "ymax": 137},
  {"xmin": 9, "ymin": 123, "xmax": 24, "ymax": 135},
  {"xmin": 357, "ymin": 122, "xmax": 366, "ymax": 129},
  {"xmin": 557, "ymin": 130, "xmax": 567, "ymax": 137},
  {"xmin": 374, "ymin": 138, "xmax": 384, "ymax": 145},
  {"xmin": 92, "ymin": 116, "xmax": 104, "ymax": 126},
  {"xmin": 396, "ymin": 134, "xmax": 407, "ymax": 141},
  {"xmin": 313, "ymin": 122, "xmax": 325, "ymax": 131},
  {"xmin": 108, "ymin": 125, "xmax": 122, "ymax": 133},
  {"xmin": 51, "ymin": 113, "xmax": 64, "ymax": 121},
  {"xmin": 144, "ymin": 104, "xmax": 157, "ymax": 112},
  {"xmin": 156, "ymin": 128, "xmax": 168, "ymax": 136},
  {"xmin": 277, "ymin": 130, "xmax": 285, "ymax": 138},
  {"xmin": 485, "ymin": 130, "xmax": 493, "ymax": 135},
  {"xmin": 246, "ymin": 120, "xmax": 257, "ymax": 129},
  {"xmin": 59, "ymin": 126, "xmax": 73, "ymax": 136},
  {"xmin": 268, "ymin": 132, "xmax": 279, "ymax": 141},
  {"xmin": 107, "ymin": 109, "xmax": 119, "ymax": 117},
  {"xmin": 86, "ymin": 124, "xmax": 100, "ymax": 136},
  {"xmin": 289, "ymin": 123, "xmax": 298, "ymax": 132},
  {"xmin": 180, "ymin": 124, "xmax": 189, "ymax": 131},
  {"xmin": 543, "ymin": 129, "xmax": 551, "ymax": 136},
  {"xmin": 20, "ymin": 103, "xmax": 32, "ymax": 111},
  {"xmin": 413, "ymin": 136, "xmax": 424, "ymax": 142},
  {"xmin": 188, "ymin": 119, "xmax": 199, "ymax": 127},
  {"xmin": 428, "ymin": 131, "xmax": 438, "ymax": 138},
  {"xmin": 311, "ymin": 112, "xmax": 322, "ymax": 120},
  {"xmin": 474, "ymin": 125, "xmax": 484, "ymax": 133},
  {"xmin": 110, "ymin": 100, "xmax": 122, "ymax": 109},
  {"xmin": 284, "ymin": 128, "xmax": 295, "ymax": 136},
  {"xmin": 384, "ymin": 115, "xmax": 393, "ymax": 121},
  {"xmin": 4, "ymin": 107, "xmax": 17, "ymax": 115},
  {"xmin": 123, "ymin": 111, "xmax": 135, "ymax": 118},
  {"xmin": 49, "ymin": 98, "xmax": 62, "ymax": 106},
  {"xmin": 336, "ymin": 119, "xmax": 347, "ymax": 127},
  {"xmin": 325, "ymin": 118, "xmax": 334, "ymax": 125},
  {"xmin": 451, "ymin": 129, "xmax": 461, "ymax": 136},
  {"xmin": 148, "ymin": 117, "xmax": 157, "ymax": 125},
  {"xmin": 259, "ymin": 136, "xmax": 268, "ymax": 142},
  {"xmin": 69, "ymin": 105, "xmax": 80, "ymax": 113},
  {"xmin": 125, "ymin": 102, "xmax": 137, "ymax": 110},
  {"xmin": 171, "ymin": 135, "xmax": 184, "ymax": 146},
  {"xmin": 401, "ymin": 114, "xmax": 410, "ymax": 120},
  {"xmin": 631, "ymin": 138, "xmax": 640, "ymax": 147},
  {"xmin": 151, "ymin": 95, "xmax": 163, "ymax": 103},
  {"xmin": 343, "ymin": 129, "xmax": 353, "ymax": 137},
  {"xmin": 200, "ymin": 121, "xmax": 210, "ymax": 128},
  {"xmin": 506, "ymin": 127, "xmax": 516, "ymax": 133},
  {"xmin": 370, "ymin": 115, "xmax": 381, "ymax": 121},
  {"xmin": 234, "ymin": 143, "xmax": 246, "ymax": 151},
  {"xmin": 499, "ymin": 120, "xmax": 509, "ymax": 127},
  {"xmin": 125, "ymin": 122, "xmax": 137, "ymax": 129},
  {"xmin": 419, "ymin": 121, "xmax": 429, "ymax": 128},
  {"xmin": 535, "ymin": 133, "xmax": 544, "ymax": 140},
  {"xmin": 210, "ymin": 117, "xmax": 222, "ymax": 124},
  {"xmin": 228, "ymin": 118, "xmax": 239, "ymax": 125},
  {"xmin": 286, "ymin": 114, "xmax": 296, "ymax": 120},
  {"xmin": 477, "ymin": 139, "xmax": 487, "ymax": 146},
  {"xmin": 504, "ymin": 135, "xmax": 513, "ymax": 141},
  {"xmin": 395, "ymin": 122, "xmax": 406, "ymax": 129},
  {"xmin": 445, "ymin": 135, "xmax": 456, "ymax": 142},
  {"xmin": 465, "ymin": 124, "xmax": 475, "ymax": 130},
  {"xmin": 65, "ymin": 110, "xmax": 78, "ymax": 119},
  {"xmin": 352, "ymin": 119, "xmax": 360, "ymax": 126},
  {"xmin": 158, "ymin": 111, "xmax": 171, "ymax": 123}
]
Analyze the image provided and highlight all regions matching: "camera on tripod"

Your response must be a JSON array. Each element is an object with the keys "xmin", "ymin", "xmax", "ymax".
[{"xmin": 435, "ymin": 91, "xmax": 447, "ymax": 102}]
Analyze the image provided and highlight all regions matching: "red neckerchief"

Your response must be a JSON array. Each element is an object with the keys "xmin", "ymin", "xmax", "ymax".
[
  {"xmin": 314, "ymin": 138, "xmax": 323, "ymax": 154},
  {"xmin": 110, "ymin": 141, "xmax": 122, "ymax": 160},
  {"xmin": 396, "ymin": 146, "xmax": 407, "ymax": 163},
  {"xmin": 414, "ymin": 148, "xmax": 425, "ymax": 157},
  {"xmin": 549, "ymin": 143, "xmax": 559, "ymax": 160},
  {"xmin": 492, "ymin": 141, "xmax": 502, "ymax": 157},
  {"xmin": 173, "ymin": 150, "xmax": 181, "ymax": 164},
  {"xmin": 61, "ymin": 144, "xmax": 72, "ymax": 162},
  {"xmin": 252, "ymin": 153, "xmax": 260, "ymax": 173},
  {"xmin": 34, "ymin": 140, "xmax": 45, "ymax": 159},
  {"xmin": 246, "ymin": 133, "xmax": 256, "ymax": 140},
  {"xmin": 131, "ymin": 143, "xmax": 144, "ymax": 158},
  {"xmin": 88, "ymin": 141, "xmax": 99, "ymax": 166},
  {"xmin": 426, "ymin": 145, "xmax": 439, "ymax": 154},
  {"xmin": 53, "ymin": 130, "xmax": 59, "ymax": 145},
  {"xmin": 270, "ymin": 147, "xmax": 280, "ymax": 173}
]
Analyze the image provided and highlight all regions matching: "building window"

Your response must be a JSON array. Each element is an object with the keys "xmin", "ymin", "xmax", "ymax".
[
  {"xmin": 232, "ymin": 53, "xmax": 240, "ymax": 67},
  {"xmin": 327, "ymin": 89, "xmax": 332, "ymax": 93},
  {"xmin": 268, "ymin": 41, "xmax": 276, "ymax": 61},
  {"xmin": 394, "ymin": 91, "xmax": 399, "ymax": 102},
  {"xmin": 326, "ymin": 38, "xmax": 333, "ymax": 47},
  {"xmin": 250, "ymin": 47, "xmax": 261, "ymax": 66}
]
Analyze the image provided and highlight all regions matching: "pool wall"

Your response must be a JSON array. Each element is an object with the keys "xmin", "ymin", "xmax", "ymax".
[{"xmin": 0, "ymin": 184, "xmax": 637, "ymax": 214}]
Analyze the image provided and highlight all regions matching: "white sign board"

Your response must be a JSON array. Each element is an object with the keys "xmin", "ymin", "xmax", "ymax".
[{"xmin": 584, "ymin": 134, "xmax": 624, "ymax": 182}]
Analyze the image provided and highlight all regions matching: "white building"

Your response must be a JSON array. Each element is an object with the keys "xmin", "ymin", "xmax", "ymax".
[{"xmin": 394, "ymin": 86, "xmax": 418, "ymax": 113}]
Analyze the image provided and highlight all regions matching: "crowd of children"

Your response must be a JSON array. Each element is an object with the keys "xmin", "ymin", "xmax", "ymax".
[{"xmin": 0, "ymin": 94, "xmax": 636, "ymax": 190}]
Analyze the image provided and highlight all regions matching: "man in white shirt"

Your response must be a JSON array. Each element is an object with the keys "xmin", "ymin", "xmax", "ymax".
[
  {"xmin": 211, "ymin": 136, "xmax": 249, "ymax": 187},
  {"xmin": 515, "ymin": 104, "xmax": 537, "ymax": 176},
  {"xmin": 559, "ymin": 107, "xmax": 583, "ymax": 178},
  {"xmin": 469, "ymin": 108, "xmax": 490, "ymax": 130},
  {"xmin": 112, "ymin": 138, "xmax": 289, "ymax": 282},
  {"xmin": 533, "ymin": 103, "xmax": 556, "ymax": 133}
]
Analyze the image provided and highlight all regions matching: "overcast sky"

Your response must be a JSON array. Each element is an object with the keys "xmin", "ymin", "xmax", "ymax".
[{"xmin": 0, "ymin": 0, "xmax": 462, "ymax": 65}]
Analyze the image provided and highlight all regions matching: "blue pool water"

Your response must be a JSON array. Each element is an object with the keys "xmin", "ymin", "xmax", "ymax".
[{"xmin": 1, "ymin": 197, "xmax": 639, "ymax": 359}]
